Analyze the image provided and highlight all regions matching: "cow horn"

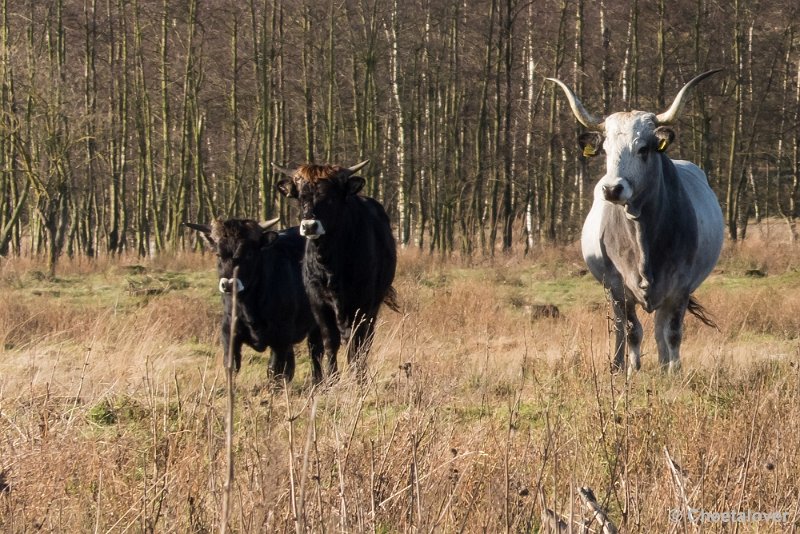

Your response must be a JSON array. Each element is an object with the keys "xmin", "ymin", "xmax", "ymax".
[
  {"xmin": 183, "ymin": 222, "xmax": 211, "ymax": 234},
  {"xmin": 546, "ymin": 78, "xmax": 604, "ymax": 131},
  {"xmin": 347, "ymin": 160, "xmax": 370, "ymax": 174},
  {"xmin": 271, "ymin": 162, "xmax": 295, "ymax": 178},
  {"xmin": 656, "ymin": 69, "xmax": 722, "ymax": 125},
  {"xmin": 259, "ymin": 217, "xmax": 280, "ymax": 230}
]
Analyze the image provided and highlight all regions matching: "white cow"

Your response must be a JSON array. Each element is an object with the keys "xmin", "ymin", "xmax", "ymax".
[{"xmin": 548, "ymin": 70, "xmax": 724, "ymax": 374}]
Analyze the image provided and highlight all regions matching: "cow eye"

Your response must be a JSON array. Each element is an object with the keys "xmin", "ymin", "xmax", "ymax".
[{"xmin": 637, "ymin": 145, "xmax": 650, "ymax": 156}]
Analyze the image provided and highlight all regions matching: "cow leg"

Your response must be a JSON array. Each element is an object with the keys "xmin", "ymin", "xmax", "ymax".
[
  {"xmin": 337, "ymin": 306, "xmax": 352, "ymax": 344},
  {"xmin": 608, "ymin": 288, "xmax": 642, "ymax": 374},
  {"xmin": 307, "ymin": 327, "xmax": 325, "ymax": 384},
  {"xmin": 314, "ymin": 305, "xmax": 340, "ymax": 379},
  {"xmin": 608, "ymin": 292, "xmax": 627, "ymax": 371},
  {"xmin": 221, "ymin": 321, "xmax": 243, "ymax": 372},
  {"xmin": 623, "ymin": 293, "xmax": 643, "ymax": 376},
  {"xmin": 654, "ymin": 299, "xmax": 688, "ymax": 373},
  {"xmin": 269, "ymin": 345, "xmax": 295, "ymax": 383},
  {"xmin": 347, "ymin": 315, "xmax": 376, "ymax": 383}
]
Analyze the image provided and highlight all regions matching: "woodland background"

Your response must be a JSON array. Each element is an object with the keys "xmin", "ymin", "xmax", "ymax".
[{"xmin": 1, "ymin": 0, "xmax": 800, "ymax": 274}]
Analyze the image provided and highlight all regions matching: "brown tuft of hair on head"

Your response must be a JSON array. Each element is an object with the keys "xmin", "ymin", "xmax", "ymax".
[{"xmin": 294, "ymin": 164, "xmax": 343, "ymax": 183}]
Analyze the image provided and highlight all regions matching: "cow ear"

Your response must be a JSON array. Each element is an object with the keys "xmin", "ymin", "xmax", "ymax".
[
  {"xmin": 260, "ymin": 230, "xmax": 279, "ymax": 248},
  {"xmin": 346, "ymin": 175, "xmax": 365, "ymax": 195},
  {"xmin": 578, "ymin": 132, "xmax": 603, "ymax": 158},
  {"xmin": 184, "ymin": 222, "xmax": 216, "ymax": 249},
  {"xmin": 654, "ymin": 126, "xmax": 675, "ymax": 152},
  {"xmin": 276, "ymin": 178, "xmax": 298, "ymax": 198}
]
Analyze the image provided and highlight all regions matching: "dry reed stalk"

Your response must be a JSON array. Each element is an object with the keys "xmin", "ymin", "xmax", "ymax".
[
  {"xmin": 67, "ymin": 345, "xmax": 92, "ymax": 425},
  {"xmin": 664, "ymin": 446, "xmax": 693, "ymax": 534},
  {"xmin": 284, "ymin": 379, "xmax": 306, "ymax": 534},
  {"xmin": 539, "ymin": 507, "xmax": 570, "ymax": 533},
  {"xmin": 297, "ymin": 392, "xmax": 319, "ymax": 532},
  {"xmin": 538, "ymin": 490, "xmax": 569, "ymax": 533},
  {"xmin": 578, "ymin": 486, "xmax": 618, "ymax": 534},
  {"xmin": 732, "ymin": 385, "xmax": 763, "ymax": 534},
  {"xmin": 93, "ymin": 469, "xmax": 102, "ymax": 534},
  {"xmin": 220, "ymin": 266, "xmax": 239, "ymax": 534}
]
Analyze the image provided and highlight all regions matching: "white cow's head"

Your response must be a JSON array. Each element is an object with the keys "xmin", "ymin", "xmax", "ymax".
[{"xmin": 548, "ymin": 70, "xmax": 720, "ymax": 218}]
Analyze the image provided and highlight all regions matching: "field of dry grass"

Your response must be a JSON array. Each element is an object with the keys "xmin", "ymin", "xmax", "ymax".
[{"xmin": 1, "ymin": 227, "xmax": 800, "ymax": 532}]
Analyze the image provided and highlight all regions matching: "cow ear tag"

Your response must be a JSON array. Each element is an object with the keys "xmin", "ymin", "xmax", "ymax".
[
  {"xmin": 657, "ymin": 138, "xmax": 670, "ymax": 152},
  {"xmin": 583, "ymin": 145, "xmax": 598, "ymax": 157}
]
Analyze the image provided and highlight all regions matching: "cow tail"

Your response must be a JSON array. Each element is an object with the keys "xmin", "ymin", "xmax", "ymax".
[
  {"xmin": 687, "ymin": 296, "xmax": 718, "ymax": 330},
  {"xmin": 384, "ymin": 286, "xmax": 401, "ymax": 313}
]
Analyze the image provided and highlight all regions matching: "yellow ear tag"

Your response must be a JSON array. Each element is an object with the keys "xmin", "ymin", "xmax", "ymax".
[
  {"xmin": 657, "ymin": 138, "xmax": 670, "ymax": 151},
  {"xmin": 583, "ymin": 145, "xmax": 597, "ymax": 157}
]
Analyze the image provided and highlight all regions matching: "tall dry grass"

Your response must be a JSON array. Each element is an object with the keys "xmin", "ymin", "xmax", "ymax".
[{"xmin": 1, "ymin": 233, "xmax": 799, "ymax": 532}]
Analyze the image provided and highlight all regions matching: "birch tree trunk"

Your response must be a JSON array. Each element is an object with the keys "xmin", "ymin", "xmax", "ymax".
[{"xmin": 725, "ymin": 0, "xmax": 743, "ymax": 241}]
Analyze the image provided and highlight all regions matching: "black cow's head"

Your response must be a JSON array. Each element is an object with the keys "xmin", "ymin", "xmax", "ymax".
[
  {"xmin": 274, "ymin": 160, "xmax": 369, "ymax": 240},
  {"xmin": 184, "ymin": 218, "xmax": 279, "ymax": 293}
]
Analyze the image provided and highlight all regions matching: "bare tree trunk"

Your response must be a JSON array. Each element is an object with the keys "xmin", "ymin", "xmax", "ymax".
[
  {"xmin": 488, "ymin": 10, "xmax": 503, "ymax": 255},
  {"xmin": 500, "ymin": 0, "xmax": 515, "ymax": 252},
  {"xmin": 522, "ymin": 0, "xmax": 541, "ymax": 254},
  {"xmin": 172, "ymin": 0, "xmax": 199, "ymax": 250},
  {"xmin": 0, "ymin": 0, "xmax": 26, "ymax": 256},
  {"xmin": 778, "ymin": 31, "xmax": 800, "ymax": 242},
  {"xmin": 568, "ymin": 0, "xmax": 588, "ymax": 229},
  {"xmin": 386, "ymin": 0, "xmax": 409, "ymax": 246},
  {"xmin": 153, "ymin": 0, "xmax": 170, "ymax": 253},
  {"xmin": 793, "ymin": 56, "xmax": 800, "ymax": 241},
  {"xmin": 544, "ymin": 0, "xmax": 569, "ymax": 242},
  {"xmin": 473, "ymin": 0, "xmax": 496, "ymax": 254},
  {"xmin": 107, "ymin": 0, "xmax": 128, "ymax": 255},
  {"xmin": 324, "ymin": 1, "xmax": 336, "ymax": 161},
  {"xmin": 302, "ymin": 3, "xmax": 315, "ymax": 162},
  {"xmin": 81, "ymin": 0, "xmax": 98, "ymax": 257},
  {"xmin": 621, "ymin": 0, "xmax": 639, "ymax": 107},
  {"xmin": 227, "ymin": 13, "xmax": 240, "ymax": 216},
  {"xmin": 252, "ymin": 0, "xmax": 275, "ymax": 221},
  {"xmin": 599, "ymin": 0, "xmax": 611, "ymax": 114},
  {"xmin": 657, "ymin": 0, "xmax": 666, "ymax": 108},
  {"xmin": 725, "ymin": 0, "xmax": 743, "ymax": 241},
  {"xmin": 132, "ymin": 0, "xmax": 155, "ymax": 257}
]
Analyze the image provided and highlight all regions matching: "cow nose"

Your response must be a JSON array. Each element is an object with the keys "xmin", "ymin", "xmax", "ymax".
[
  {"xmin": 302, "ymin": 220, "xmax": 318, "ymax": 234},
  {"xmin": 219, "ymin": 278, "xmax": 232, "ymax": 293},
  {"xmin": 602, "ymin": 184, "xmax": 625, "ymax": 202},
  {"xmin": 218, "ymin": 278, "xmax": 245, "ymax": 294},
  {"xmin": 300, "ymin": 218, "xmax": 325, "ymax": 239}
]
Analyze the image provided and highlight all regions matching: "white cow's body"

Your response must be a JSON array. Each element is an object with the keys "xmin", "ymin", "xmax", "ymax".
[{"xmin": 549, "ymin": 71, "xmax": 723, "ymax": 373}]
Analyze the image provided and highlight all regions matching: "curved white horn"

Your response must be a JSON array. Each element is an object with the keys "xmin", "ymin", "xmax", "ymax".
[
  {"xmin": 546, "ymin": 78, "xmax": 604, "ymax": 131},
  {"xmin": 656, "ymin": 69, "xmax": 722, "ymax": 125},
  {"xmin": 271, "ymin": 162, "xmax": 295, "ymax": 177},
  {"xmin": 347, "ymin": 160, "xmax": 370, "ymax": 174},
  {"xmin": 259, "ymin": 217, "xmax": 280, "ymax": 230}
]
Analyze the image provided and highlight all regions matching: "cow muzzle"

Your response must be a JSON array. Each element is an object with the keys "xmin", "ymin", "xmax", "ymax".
[
  {"xmin": 219, "ymin": 277, "xmax": 245, "ymax": 294},
  {"xmin": 601, "ymin": 178, "xmax": 632, "ymax": 204},
  {"xmin": 300, "ymin": 219, "xmax": 325, "ymax": 239}
]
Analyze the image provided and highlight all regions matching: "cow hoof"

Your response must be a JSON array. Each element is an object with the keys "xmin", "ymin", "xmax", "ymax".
[{"xmin": 627, "ymin": 359, "xmax": 641, "ymax": 378}]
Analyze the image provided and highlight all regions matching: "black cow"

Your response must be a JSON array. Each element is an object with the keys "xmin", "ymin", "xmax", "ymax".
[
  {"xmin": 274, "ymin": 160, "xmax": 399, "ymax": 381},
  {"xmin": 185, "ymin": 218, "xmax": 323, "ymax": 383}
]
